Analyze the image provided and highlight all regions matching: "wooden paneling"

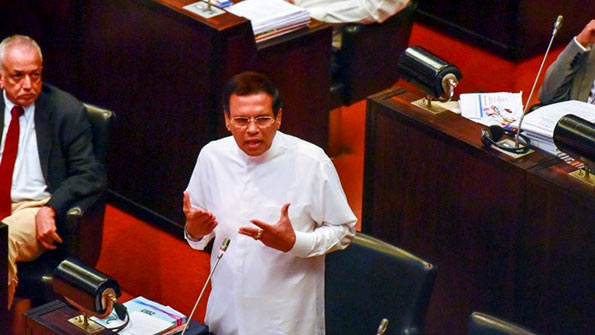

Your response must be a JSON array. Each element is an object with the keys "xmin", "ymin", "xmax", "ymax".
[{"xmin": 517, "ymin": 162, "xmax": 595, "ymax": 335}]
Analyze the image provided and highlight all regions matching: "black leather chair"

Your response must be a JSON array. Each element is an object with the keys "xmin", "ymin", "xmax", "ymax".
[
  {"xmin": 325, "ymin": 232, "xmax": 437, "ymax": 335},
  {"xmin": 330, "ymin": 0, "xmax": 417, "ymax": 108},
  {"xmin": 15, "ymin": 103, "xmax": 114, "ymax": 306},
  {"xmin": 467, "ymin": 312, "xmax": 541, "ymax": 335}
]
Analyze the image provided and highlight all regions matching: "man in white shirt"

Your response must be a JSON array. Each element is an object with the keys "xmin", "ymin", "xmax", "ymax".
[
  {"xmin": 539, "ymin": 19, "xmax": 595, "ymax": 105},
  {"xmin": 183, "ymin": 71, "xmax": 356, "ymax": 335}
]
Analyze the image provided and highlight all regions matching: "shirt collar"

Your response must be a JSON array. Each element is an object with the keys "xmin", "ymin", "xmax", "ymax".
[
  {"xmin": 3, "ymin": 90, "xmax": 35, "ymax": 122},
  {"xmin": 236, "ymin": 131, "xmax": 284, "ymax": 164}
]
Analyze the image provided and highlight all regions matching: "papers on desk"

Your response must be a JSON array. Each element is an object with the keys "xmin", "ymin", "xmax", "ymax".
[
  {"xmin": 459, "ymin": 92, "xmax": 524, "ymax": 127},
  {"xmin": 91, "ymin": 296, "xmax": 187, "ymax": 334},
  {"xmin": 226, "ymin": 0, "xmax": 310, "ymax": 42},
  {"xmin": 513, "ymin": 100, "xmax": 595, "ymax": 158}
]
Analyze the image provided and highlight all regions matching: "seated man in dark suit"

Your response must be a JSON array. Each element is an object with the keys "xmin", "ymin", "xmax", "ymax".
[
  {"xmin": 0, "ymin": 34, "xmax": 105, "ymax": 308},
  {"xmin": 539, "ymin": 19, "xmax": 595, "ymax": 105}
]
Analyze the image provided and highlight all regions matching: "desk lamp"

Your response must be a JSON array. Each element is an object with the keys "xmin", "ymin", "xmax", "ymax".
[
  {"xmin": 397, "ymin": 46, "xmax": 462, "ymax": 113},
  {"xmin": 553, "ymin": 114, "xmax": 595, "ymax": 187},
  {"xmin": 53, "ymin": 258, "xmax": 125, "ymax": 333}
]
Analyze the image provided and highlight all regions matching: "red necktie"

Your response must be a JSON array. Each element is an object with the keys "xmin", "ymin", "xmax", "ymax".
[{"xmin": 0, "ymin": 106, "xmax": 24, "ymax": 220}]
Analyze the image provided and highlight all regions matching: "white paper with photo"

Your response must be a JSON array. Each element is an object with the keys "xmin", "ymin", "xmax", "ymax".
[{"xmin": 459, "ymin": 92, "xmax": 524, "ymax": 127}]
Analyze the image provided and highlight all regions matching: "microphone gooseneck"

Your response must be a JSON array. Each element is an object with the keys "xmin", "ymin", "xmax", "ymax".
[
  {"xmin": 181, "ymin": 237, "xmax": 231, "ymax": 335},
  {"xmin": 515, "ymin": 15, "xmax": 563, "ymax": 148}
]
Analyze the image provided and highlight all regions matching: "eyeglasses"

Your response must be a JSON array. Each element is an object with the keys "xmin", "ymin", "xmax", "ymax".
[{"xmin": 230, "ymin": 115, "xmax": 275, "ymax": 128}]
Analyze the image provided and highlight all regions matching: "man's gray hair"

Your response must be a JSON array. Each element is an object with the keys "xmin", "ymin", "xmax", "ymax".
[{"xmin": 0, "ymin": 35, "xmax": 43, "ymax": 69}]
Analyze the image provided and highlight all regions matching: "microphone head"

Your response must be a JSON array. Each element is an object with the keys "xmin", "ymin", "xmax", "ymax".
[
  {"xmin": 217, "ymin": 237, "xmax": 231, "ymax": 259},
  {"xmin": 221, "ymin": 237, "xmax": 231, "ymax": 251},
  {"xmin": 554, "ymin": 15, "xmax": 563, "ymax": 32}
]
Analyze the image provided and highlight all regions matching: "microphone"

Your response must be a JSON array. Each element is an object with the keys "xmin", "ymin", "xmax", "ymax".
[
  {"xmin": 514, "ymin": 15, "xmax": 564, "ymax": 148},
  {"xmin": 181, "ymin": 237, "xmax": 231, "ymax": 335}
]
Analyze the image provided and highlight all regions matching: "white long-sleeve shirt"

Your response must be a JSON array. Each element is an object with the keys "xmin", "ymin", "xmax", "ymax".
[
  {"xmin": 186, "ymin": 131, "xmax": 356, "ymax": 335},
  {"xmin": 294, "ymin": 0, "xmax": 410, "ymax": 24}
]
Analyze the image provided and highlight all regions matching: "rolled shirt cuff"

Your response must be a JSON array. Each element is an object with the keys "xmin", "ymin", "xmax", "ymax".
[{"xmin": 288, "ymin": 230, "xmax": 315, "ymax": 257}]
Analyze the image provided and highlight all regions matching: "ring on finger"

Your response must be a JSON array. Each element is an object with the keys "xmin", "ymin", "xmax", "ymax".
[{"xmin": 254, "ymin": 229, "xmax": 263, "ymax": 240}]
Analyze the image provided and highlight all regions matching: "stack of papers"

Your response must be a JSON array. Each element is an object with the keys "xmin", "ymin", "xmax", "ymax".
[
  {"xmin": 514, "ymin": 100, "xmax": 595, "ymax": 157},
  {"xmin": 91, "ymin": 296, "xmax": 187, "ymax": 335},
  {"xmin": 459, "ymin": 92, "xmax": 524, "ymax": 127},
  {"xmin": 226, "ymin": 0, "xmax": 310, "ymax": 42}
]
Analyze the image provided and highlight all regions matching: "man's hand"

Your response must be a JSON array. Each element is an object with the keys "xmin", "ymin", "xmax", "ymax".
[
  {"xmin": 238, "ymin": 203, "xmax": 296, "ymax": 252},
  {"xmin": 35, "ymin": 206, "xmax": 63, "ymax": 250},
  {"xmin": 183, "ymin": 191, "xmax": 218, "ymax": 240},
  {"xmin": 577, "ymin": 19, "xmax": 595, "ymax": 48}
]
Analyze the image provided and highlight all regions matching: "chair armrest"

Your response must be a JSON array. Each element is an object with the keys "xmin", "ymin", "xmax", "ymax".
[{"xmin": 63, "ymin": 193, "xmax": 107, "ymax": 268}]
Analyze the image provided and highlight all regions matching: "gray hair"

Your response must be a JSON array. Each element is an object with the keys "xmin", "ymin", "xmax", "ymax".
[{"xmin": 0, "ymin": 35, "xmax": 43, "ymax": 69}]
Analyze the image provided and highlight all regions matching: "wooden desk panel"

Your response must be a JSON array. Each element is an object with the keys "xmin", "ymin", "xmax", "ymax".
[
  {"xmin": 517, "ymin": 162, "xmax": 595, "ymax": 335},
  {"xmin": 254, "ymin": 25, "xmax": 332, "ymax": 151},
  {"xmin": 362, "ymin": 88, "xmax": 555, "ymax": 334}
]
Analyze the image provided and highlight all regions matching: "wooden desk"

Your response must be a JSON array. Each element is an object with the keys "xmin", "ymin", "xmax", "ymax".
[
  {"xmin": 517, "ymin": 161, "xmax": 595, "ymax": 335},
  {"xmin": 363, "ymin": 88, "xmax": 594, "ymax": 335},
  {"xmin": 25, "ymin": 300, "xmax": 116, "ymax": 335},
  {"xmin": 0, "ymin": 0, "xmax": 332, "ymax": 230}
]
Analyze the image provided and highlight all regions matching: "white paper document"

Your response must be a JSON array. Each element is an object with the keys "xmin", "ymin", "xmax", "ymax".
[
  {"xmin": 119, "ymin": 311, "xmax": 173, "ymax": 335},
  {"xmin": 459, "ymin": 92, "xmax": 524, "ymax": 127},
  {"xmin": 226, "ymin": 0, "xmax": 310, "ymax": 36},
  {"xmin": 515, "ymin": 100, "xmax": 595, "ymax": 157}
]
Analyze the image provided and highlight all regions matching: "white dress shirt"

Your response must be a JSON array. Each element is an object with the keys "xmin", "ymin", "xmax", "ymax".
[
  {"xmin": 186, "ymin": 131, "xmax": 356, "ymax": 335},
  {"xmin": 1, "ymin": 91, "xmax": 50, "ymax": 202},
  {"xmin": 294, "ymin": 0, "xmax": 409, "ymax": 24}
]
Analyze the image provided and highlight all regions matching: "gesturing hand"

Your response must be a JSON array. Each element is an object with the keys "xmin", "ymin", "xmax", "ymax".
[
  {"xmin": 183, "ymin": 191, "xmax": 218, "ymax": 240},
  {"xmin": 35, "ymin": 206, "xmax": 63, "ymax": 250},
  {"xmin": 577, "ymin": 19, "xmax": 595, "ymax": 47},
  {"xmin": 238, "ymin": 203, "xmax": 296, "ymax": 252}
]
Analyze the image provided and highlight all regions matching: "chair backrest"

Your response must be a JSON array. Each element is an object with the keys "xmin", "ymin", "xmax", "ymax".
[
  {"xmin": 467, "ymin": 312, "xmax": 541, "ymax": 335},
  {"xmin": 325, "ymin": 233, "xmax": 437, "ymax": 335},
  {"xmin": 69, "ymin": 103, "xmax": 114, "ymax": 267},
  {"xmin": 83, "ymin": 103, "xmax": 114, "ymax": 165}
]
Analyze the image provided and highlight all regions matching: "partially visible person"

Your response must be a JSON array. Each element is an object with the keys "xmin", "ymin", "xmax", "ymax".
[
  {"xmin": 539, "ymin": 19, "xmax": 595, "ymax": 105},
  {"xmin": 289, "ymin": 0, "xmax": 409, "ymax": 24},
  {"xmin": 184, "ymin": 71, "xmax": 356, "ymax": 334},
  {"xmin": 0, "ymin": 34, "xmax": 105, "ymax": 308}
]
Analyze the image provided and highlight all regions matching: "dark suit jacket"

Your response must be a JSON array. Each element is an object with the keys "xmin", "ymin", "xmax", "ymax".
[
  {"xmin": 539, "ymin": 40, "xmax": 595, "ymax": 105},
  {"xmin": 0, "ymin": 83, "xmax": 105, "ymax": 229}
]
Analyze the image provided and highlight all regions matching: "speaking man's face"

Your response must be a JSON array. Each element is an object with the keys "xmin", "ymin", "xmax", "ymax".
[
  {"xmin": 0, "ymin": 44, "xmax": 43, "ymax": 107},
  {"xmin": 225, "ymin": 92, "xmax": 282, "ymax": 157}
]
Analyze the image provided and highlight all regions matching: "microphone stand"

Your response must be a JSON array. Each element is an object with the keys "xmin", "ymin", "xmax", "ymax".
[
  {"xmin": 181, "ymin": 238, "xmax": 230, "ymax": 335},
  {"xmin": 515, "ymin": 15, "xmax": 563, "ymax": 148}
]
